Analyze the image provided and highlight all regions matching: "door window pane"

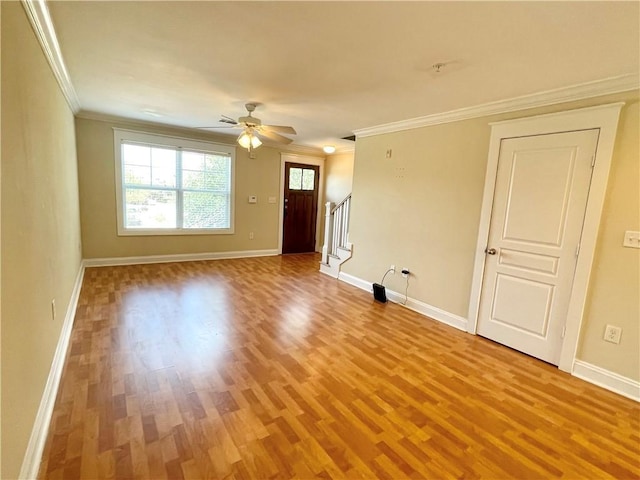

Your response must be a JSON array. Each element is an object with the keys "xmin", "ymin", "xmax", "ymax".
[
  {"xmin": 289, "ymin": 168, "xmax": 302, "ymax": 190},
  {"xmin": 302, "ymin": 169, "xmax": 315, "ymax": 190}
]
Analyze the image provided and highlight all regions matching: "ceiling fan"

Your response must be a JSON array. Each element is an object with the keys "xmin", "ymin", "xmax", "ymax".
[{"xmin": 199, "ymin": 103, "xmax": 296, "ymax": 151}]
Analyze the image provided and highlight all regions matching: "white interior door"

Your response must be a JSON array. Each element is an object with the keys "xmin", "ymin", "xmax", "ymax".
[{"xmin": 477, "ymin": 129, "xmax": 599, "ymax": 365}]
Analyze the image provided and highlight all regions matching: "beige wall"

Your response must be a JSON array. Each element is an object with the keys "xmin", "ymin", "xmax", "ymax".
[
  {"xmin": 343, "ymin": 90, "xmax": 640, "ymax": 381},
  {"xmin": 324, "ymin": 152, "xmax": 354, "ymax": 204},
  {"xmin": 0, "ymin": 2, "xmax": 2, "ymax": 476},
  {"xmin": 345, "ymin": 118, "xmax": 489, "ymax": 316},
  {"xmin": 1, "ymin": 3, "xmax": 83, "ymax": 479},
  {"xmin": 578, "ymin": 99, "xmax": 639, "ymax": 380},
  {"xmin": 76, "ymin": 117, "xmax": 312, "ymax": 258},
  {"xmin": 0, "ymin": 4, "xmax": 3, "ymax": 473}
]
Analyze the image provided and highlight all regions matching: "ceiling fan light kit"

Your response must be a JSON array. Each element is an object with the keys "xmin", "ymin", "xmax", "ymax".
[
  {"xmin": 237, "ymin": 130, "xmax": 262, "ymax": 150},
  {"xmin": 199, "ymin": 103, "xmax": 297, "ymax": 152}
]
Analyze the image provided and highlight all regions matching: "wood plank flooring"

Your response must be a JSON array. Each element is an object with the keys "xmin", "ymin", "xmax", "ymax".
[{"xmin": 39, "ymin": 254, "xmax": 639, "ymax": 479}]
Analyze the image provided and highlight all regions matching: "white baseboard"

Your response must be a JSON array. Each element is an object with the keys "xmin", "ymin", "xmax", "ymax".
[
  {"xmin": 572, "ymin": 360, "xmax": 640, "ymax": 402},
  {"xmin": 83, "ymin": 248, "xmax": 279, "ymax": 267},
  {"xmin": 338, "ymin": 271, "xmax": 374, "ymax": 291},
  {"xmin": 337, "ymin": 272, "xmax": 468, "ymax": 331},
  {"xmin": 19, "ymin": 263, "xmax": 86, "ymax": 480},
  {"xmin": 18, "ymin": 248, "xmax": 277, "ymax": 477}
]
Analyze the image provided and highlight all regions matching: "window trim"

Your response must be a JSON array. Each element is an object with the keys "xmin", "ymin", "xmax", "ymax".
[{"xmin": 114, "ymin": 128, "xmax": 235, "ymax": 236}]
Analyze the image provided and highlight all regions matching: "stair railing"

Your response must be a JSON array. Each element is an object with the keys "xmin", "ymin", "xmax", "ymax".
[{"xmin": 321, "ymin": 193, "xmax": 351, "ymax": 265}]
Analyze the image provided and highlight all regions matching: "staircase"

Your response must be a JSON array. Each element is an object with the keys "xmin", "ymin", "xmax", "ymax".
[{"xmin": 320, "ymin": 194, "xmax": 352, "ymax": 278}]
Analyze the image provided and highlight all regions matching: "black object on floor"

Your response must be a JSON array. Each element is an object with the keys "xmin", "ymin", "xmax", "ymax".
[{"xmin": 372, "ymin": 283, "xmax": 387, "ymax": 303}]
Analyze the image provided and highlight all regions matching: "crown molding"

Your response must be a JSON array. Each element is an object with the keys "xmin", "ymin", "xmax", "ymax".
[
  {"xmin": 21, "ymin": 0, "xmax": 81, "ymax": 113},
  {"xmin": 77, "ymin": 110, "xmax": 324, "ymax": 156},
  {"xmin": 353, "ymin": 73, "xmax": 639, "ymax": 138},
  {"xmin": 77, "ymin": 110, "xmax": 239, "ymax": 143},
  {"xmin": 330, "ymin": 146, "xmax": 356, "ymax": 155},
  {"xmin": 278, "ymin": 143, "xmax": 324, "ymax": 156}
]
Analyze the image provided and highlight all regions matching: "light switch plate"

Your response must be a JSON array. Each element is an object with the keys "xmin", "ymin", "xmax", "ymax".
[
  {"xmin": 268, "ymin": 196, "xmax": 276, "ymax": 204},
  {"xmin": 248, "ymin": 195, "xmax": 257, "ymax": 204},
  {"xmin": 623, "ymin": 230, "xmax": 640, "ymax": 248}
]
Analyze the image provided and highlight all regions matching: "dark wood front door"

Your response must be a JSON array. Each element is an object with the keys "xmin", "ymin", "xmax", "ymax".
[{"xmin": 283, "ymin": 162, "xmax": 319, "ymax": 254}]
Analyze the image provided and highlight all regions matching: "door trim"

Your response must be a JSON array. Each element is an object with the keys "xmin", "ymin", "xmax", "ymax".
[
  {"xmin": 278, "ymin": 153, "xmax": 325, "ymax": 254},
  {"xmin": 468, "ymin": 102, "xmax": 624, "ymax": 373}
]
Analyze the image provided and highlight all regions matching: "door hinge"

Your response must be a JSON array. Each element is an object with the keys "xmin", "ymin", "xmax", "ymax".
[
  {"xmin": 575, "ymin": 243, "xmax": 581, "ymax": 257},
  {"xmin": 591, "ymin": 155, "xmax": 596, "ymax": 168},
  {"xmin": 561, "ymin": 325, "xmax": 567, "ymax": 338}
]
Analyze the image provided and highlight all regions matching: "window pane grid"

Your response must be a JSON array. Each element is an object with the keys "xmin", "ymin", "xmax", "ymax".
[
  {"xmin": 288, "ymin": 167, "xmax": 315, "ymax": 191},
  {"xmin": 183, "ymin": 192, "xmax": 230, "ymax": 229},
  {"xmin": 181, "ymin": 188, "xmax": 230, "ymax": 194},
  {"xmin": 123, "ymin": 184, "xmax": 178, "ymax": 192},
  {"xmin": 120, "ymin": 140, "xmax": 232, "ymax": 232},
  {"xmin": 125, "ymin": 188, "xmax": 177, "ymax": 229}
]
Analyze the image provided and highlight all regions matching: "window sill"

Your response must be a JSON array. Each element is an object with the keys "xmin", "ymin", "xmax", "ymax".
[{"xmin": 117, "ymin": 228, "xmax": 234, "ymax": 236}]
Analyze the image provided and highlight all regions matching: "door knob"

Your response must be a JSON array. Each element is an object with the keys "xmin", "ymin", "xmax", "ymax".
[{"xmin": 485, "ymin": 247, "xmax": 497, "ymax": 255}]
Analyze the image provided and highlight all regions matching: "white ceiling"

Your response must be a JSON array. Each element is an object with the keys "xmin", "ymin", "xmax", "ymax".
[{"xmin": 48, "ymin": 1, "xmax": 639, "ymax": 152}]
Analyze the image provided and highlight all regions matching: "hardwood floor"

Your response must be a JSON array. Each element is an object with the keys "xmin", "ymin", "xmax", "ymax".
[{"xmin": 39, "ymin": 254, "xmax": 639, "ymax": 479}]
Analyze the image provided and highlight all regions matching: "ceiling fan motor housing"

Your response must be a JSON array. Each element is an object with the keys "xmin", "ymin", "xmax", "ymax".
[{"xmin": 238, "ymin": 115, "xmax": 261, "ymax": 127}]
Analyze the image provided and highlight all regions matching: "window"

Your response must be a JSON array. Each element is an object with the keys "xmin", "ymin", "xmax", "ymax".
[
  {"xmin": 114, "ymin": 129, "xmax": 235, "ymax": 235},
  {"xmin": 288, "ymin": 167, "xmax": 316, "ymax": 190}
]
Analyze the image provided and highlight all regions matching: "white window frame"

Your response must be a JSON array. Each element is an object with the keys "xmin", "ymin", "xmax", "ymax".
[{"xmin": 114, "ymin": 128, "xmax": 235, "ymax": 236}]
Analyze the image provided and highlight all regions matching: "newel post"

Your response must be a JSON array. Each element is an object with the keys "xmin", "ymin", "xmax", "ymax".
[{"xmin": 321, "ymin": 201, "xmax": 334, "ymax": 264}]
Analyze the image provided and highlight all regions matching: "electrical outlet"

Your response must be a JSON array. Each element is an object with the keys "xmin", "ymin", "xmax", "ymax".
[
  {"xmin": 389, "ymin": 265, "xmax": 395, "ymax": 273},
  {"xmin": 401, "ymin": 268, "xmax": 410, "ymax": 278},
  {"xmin": 623, "ymin": 230, "xmax": 640, "ymax": 248},
  {"xmin": 603, "ymin": 324, "xmax": 622, "ymax": 344},
  {"xmin": 249, "ymin": 232, "xmax": 254, "ymax": 240},
  {"xmin": 51, "ymin": 299, "xmax": 56, "ymax": 321}
]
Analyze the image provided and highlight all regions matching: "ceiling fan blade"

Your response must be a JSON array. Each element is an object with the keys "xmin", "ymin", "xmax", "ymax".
[
  {"xmin": 195, "ymin": 125, "xmax": 238, "ymax": 129},
  {"xmin": 257, "ymin": 129, "xmax": 294, "ymax": 144},
  {"xmin": 221, "ymin": 114, "xmax": 237, "ymax": 122},
  {"xmin": 263, "ymin": 125, "xmax": 296, "ymax": 135},
  {"xmin": 219, "ymin": 117, "xmax": 238, "ymax": 125}
]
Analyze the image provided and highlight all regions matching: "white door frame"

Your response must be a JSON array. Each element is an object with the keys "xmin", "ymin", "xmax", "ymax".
[
  {"xmin": 278, "ymin": 153, "xmax": 325, "ymax": 254},
  {"xmin": 467, "ymin": 103, "xmax": 624, "ymax": 373}
]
